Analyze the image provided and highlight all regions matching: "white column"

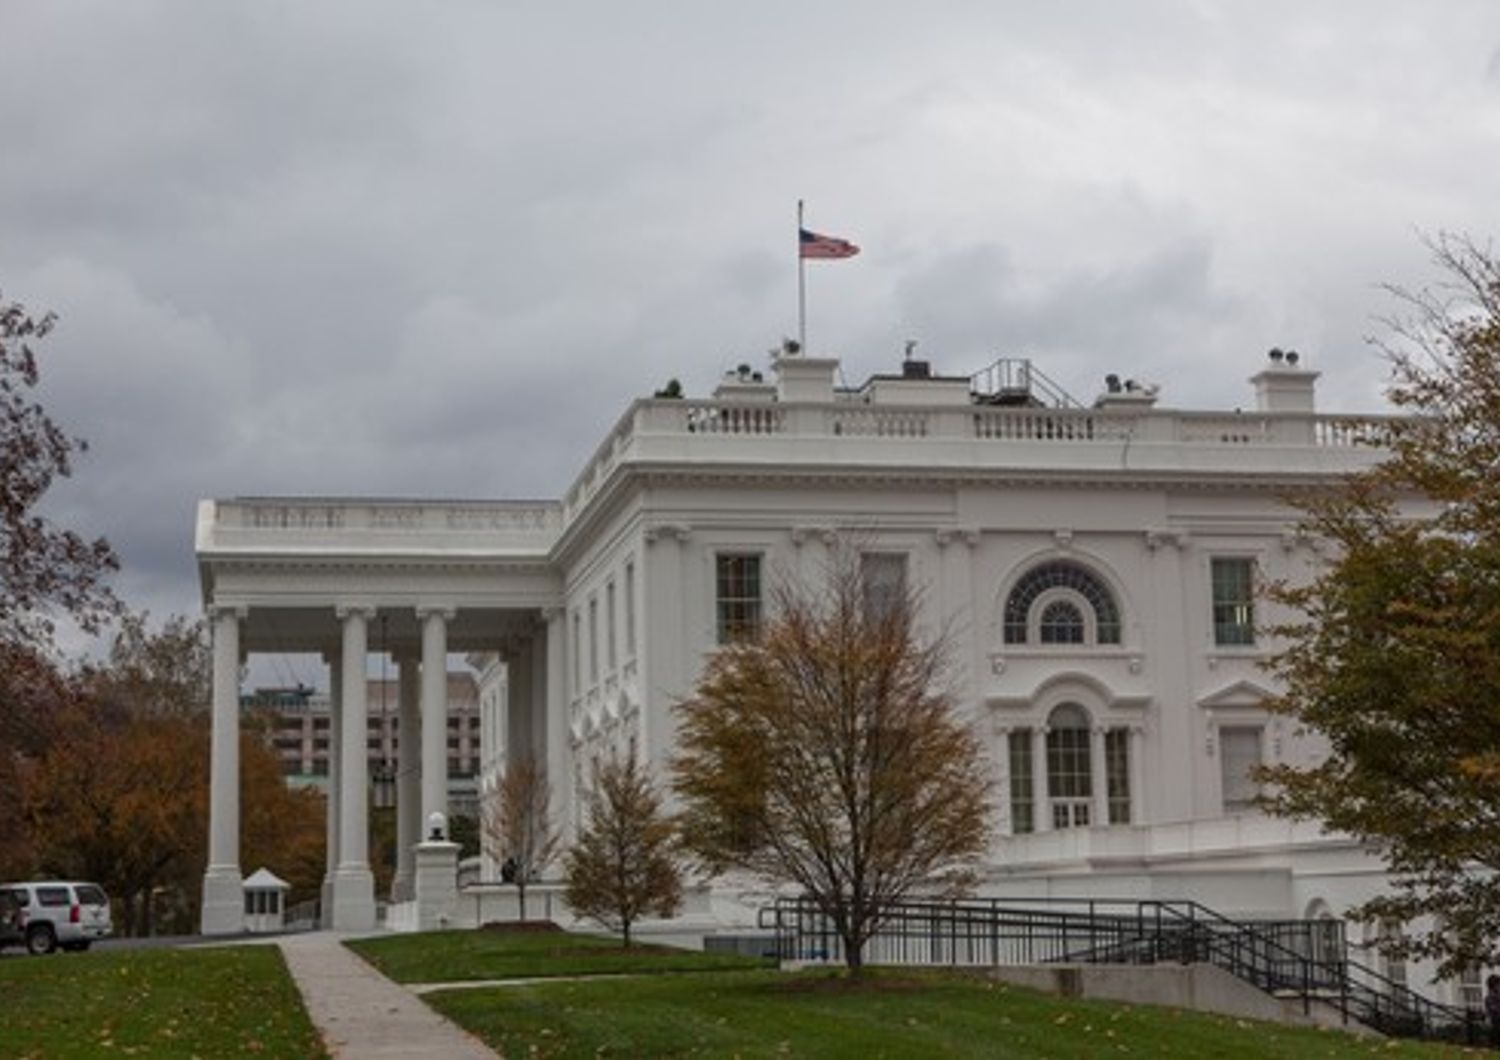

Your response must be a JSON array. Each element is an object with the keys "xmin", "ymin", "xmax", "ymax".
[
  {"xmin": 201, "ymin": 604, "xmax": 245, "ymax": 935},
  {"xmin": 529, "ymin": 630, "xmax": 548, "ymax": 764},
  {"xmin": 418, "ymin": 607, "xmax": 453, "ymax": 837},
  {"xmin": 320, "ymin": 645, "xmax": 342, "ymax": 927},
  {"xmin": 332, "ymin": 605, "xmax": 375, "ymax": 930},
  {"xmin": 1032, "ymin": 726, "xmax": 1051, "ymax": 833},
  {"xmin": 393, "ymin": 649, "xmax": 421, "ymax": 901},
  {"xmin": 1091, "ymin": 726, "xmax": 1110, "ymax": 828},
  {"xmin": 544, "ymin": 608, "xmax": 569, "ymax": 849},
  {"xmin": 507, "ymin": 642, "xmax": 533, "ymax": 771}
]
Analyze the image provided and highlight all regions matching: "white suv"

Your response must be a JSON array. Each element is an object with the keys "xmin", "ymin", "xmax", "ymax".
[{"xmin": 0, "ymin": 882, "xmax": 112, "ymax": 955}]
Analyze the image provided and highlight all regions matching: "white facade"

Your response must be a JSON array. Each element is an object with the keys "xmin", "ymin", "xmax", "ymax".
[{"xmin": 198, "ymin": 348, "xmax": 1454, "ymax": 994}]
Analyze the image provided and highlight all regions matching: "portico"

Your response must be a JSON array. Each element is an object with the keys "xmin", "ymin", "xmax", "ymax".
[{"xmin": 197, "ymin": 499, "xmax": 565, "ymax": 934}]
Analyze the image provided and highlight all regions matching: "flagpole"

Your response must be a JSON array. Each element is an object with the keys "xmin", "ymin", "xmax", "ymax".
[{"xmin": 797, "ymin": 199, "xmax": 807, "ymax": 354}]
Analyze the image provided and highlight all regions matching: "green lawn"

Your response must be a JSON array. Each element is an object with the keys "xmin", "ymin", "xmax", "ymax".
[
  {"xmin": 0, "ymin": 945, "xmax": 326, "ymax": 1059},
  {"xmin": 347, "ymin": 928, "xmax": 772, "ymax": 983},
  {"xmin": 426, "ymin": 967, "xmax": 1470, "ymax": 1059}
]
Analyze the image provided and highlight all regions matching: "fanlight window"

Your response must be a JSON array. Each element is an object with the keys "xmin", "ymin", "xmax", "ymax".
[
  {"xmin": 1003, "ymin": 561, "xmax": 1121, "ymax": 644},
  {"xmin": 1038, "ymin": 600, "xmax": 1085, "ymax": 644}
]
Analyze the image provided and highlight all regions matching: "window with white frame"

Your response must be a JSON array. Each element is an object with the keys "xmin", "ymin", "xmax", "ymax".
[
  {"xmin": 1039, "ymin": 599, "xmax": 1085, "ymax": 644},
  {"xmin": 1219, "ymin": 725, "xmax": 1262, "ymax": 813},
  {"xmin": 571, "ymin": 610, "xmax": 581, "ymax": 691},
  {"xmin": 1457, "ymin": 962, "xmax": 1483, "ymax": 1009},
  {"xmin": 1046, "ymin": 704, "xmax": 1092, "ymax": 829},
  {"xmin": 1004, "ymin": 561, "xmax": 1121, "ymax": 645},
  {"xmin": 624, "ymin": 560, "xmax": 637, "ymax": 656},
  {"xmin": 715, "ymin": 553, "xmax": 762, "ymax": 643},
  {"xmin": 606, "ymin": 580, "xmax": 617, "ymax": 672},
  {"xmin": 1007, "ymin": 729, "xmax": 1034, "ymax": 835},
  {"xmin": 588, "ymin": 596, "xmax": 599, "ymax": 683},
  {"xmin": 1105, "ymin": 728, "xmax": 1131, "ymax": 824},
  {"xmin": 860, "ymin": 552, "xmax": 907, "ymax": 624},
  {"xmin": 1211, "ymin": 557, "xmax": 1256, "ymax": 646}
]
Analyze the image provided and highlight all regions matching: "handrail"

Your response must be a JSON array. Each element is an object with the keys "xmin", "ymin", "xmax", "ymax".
[{"xmin": 761, "ymin": 895, "xmax": 1482, "ymax": 1044}]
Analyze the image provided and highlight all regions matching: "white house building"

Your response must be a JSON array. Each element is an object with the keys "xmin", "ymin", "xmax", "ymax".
[{"xmin": 197, "ymin": 348, "xmax": 1455, "ymax": 994}]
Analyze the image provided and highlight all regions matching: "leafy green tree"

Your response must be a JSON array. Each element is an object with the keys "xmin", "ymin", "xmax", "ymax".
[
  {"xmin": 672, "ymin": 543, "xmax": 992, "ymax": 976},
  {"xmin": 1261, "ymin": 235, "xmax": 1500, "ymax": 976},
  {"xmin": 564, "ymin": 741, "xmax": 682, "ymax": 946}
]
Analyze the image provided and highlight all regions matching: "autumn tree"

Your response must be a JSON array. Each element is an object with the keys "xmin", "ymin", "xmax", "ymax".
[
  {"xmin": 1, "ymin": 292, "xmax": 118, "ymax": 649},
  {"xmin": 481, "ymin": 756, "xmax": 559, "ymax": 920},
  {"xmin": 564, "ymin": 741, "xmax": 682, "ymax": 946},
  {"xmin": 673, "ymin": 544, "xmax": 992, "ymax": 975},
  {"xmin": 1260, "ymin": 235, "xmax": 1500, "ymax": 976}
]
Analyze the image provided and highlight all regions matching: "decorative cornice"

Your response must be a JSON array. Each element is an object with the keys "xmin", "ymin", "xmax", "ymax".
[
  {"xmin": 643, "ymin": 523, "xmax": 691, "ymax": 545},
  {"xmin": 789, "ymin": 525, "xmax": 837, "ymax": 547},
  {"xmin": 935, "ymin": 527, "xmax": 981, "ymax": 549},
  {"xmin": 1144, "ymin": 529, "xmax": 1189, "ymax": 552}
]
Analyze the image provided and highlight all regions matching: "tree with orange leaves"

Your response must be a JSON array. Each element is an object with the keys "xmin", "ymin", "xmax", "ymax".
[{"xmin": 673, "ymin": 542, "xmax": 992, "ymax": 976}]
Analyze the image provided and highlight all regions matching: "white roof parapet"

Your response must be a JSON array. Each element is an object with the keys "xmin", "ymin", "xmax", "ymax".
[{"xmin": 198, "ymin": 498, "xmax": 564, "ymax": 559}]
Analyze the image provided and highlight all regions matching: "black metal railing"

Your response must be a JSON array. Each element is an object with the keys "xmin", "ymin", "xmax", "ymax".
[{"xmin": 758, "ymin": 896, "xmax": 1484, "ymax": 1044}]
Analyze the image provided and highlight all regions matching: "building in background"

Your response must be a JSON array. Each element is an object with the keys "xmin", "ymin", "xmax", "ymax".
[{"xmin": 242, "ymin": 673, "xmax": 481, "ymax": 817}]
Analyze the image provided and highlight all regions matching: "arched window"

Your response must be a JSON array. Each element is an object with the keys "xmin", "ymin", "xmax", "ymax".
[
  {"xmin": 1038, "ymin": 600, "xmax": 1085, "ymax": 644},
  {"xmin": 1004, "ymin": 561, "xmax": 1121, "ymax": 645},
  {"xmin": 1046, "ymin": 704, "xmax": 1092, "ymax": 829}
]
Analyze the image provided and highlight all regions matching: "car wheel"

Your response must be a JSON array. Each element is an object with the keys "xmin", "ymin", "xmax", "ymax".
[{"xmin": 26, "ymin": 925, "xmax": 57, "ymax": 956}]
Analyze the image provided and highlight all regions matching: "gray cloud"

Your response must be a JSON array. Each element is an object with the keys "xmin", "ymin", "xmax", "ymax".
[{"xmin": 4, "ymin": 0, "xmax": 1500, "ymax": 637}]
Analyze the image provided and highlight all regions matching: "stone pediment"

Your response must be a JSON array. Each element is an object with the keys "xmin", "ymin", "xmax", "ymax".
[{"xmin": 1196, "ymin": 678, "xmax": 1277, "ymax": 709}]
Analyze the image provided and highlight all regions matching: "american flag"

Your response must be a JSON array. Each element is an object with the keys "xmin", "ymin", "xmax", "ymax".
[{"xmin": 800, "ymin": 227, "xmax": 859, "ymax": 260}]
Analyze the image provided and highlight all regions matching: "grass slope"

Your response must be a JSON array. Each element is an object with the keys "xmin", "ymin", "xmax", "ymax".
[
  {"xmin": 0, "ymin": 945, "xmax": 326, "ymax": 1059},
  {"xmin": 427, "ymin": 967, "xmax": 1468, "ymax": 1059},
  {"xmin": 347, "ymin": 929, "xmax": 771, "ymax": 983}
]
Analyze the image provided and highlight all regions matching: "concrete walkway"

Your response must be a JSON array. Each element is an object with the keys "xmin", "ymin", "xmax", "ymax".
[{"xmin": 277, "ymin": 932, "xmax": 498, "ymax": 1059}]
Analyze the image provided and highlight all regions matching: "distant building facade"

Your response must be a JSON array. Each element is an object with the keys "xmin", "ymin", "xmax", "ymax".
[{"xmin": 242, "ymin": 675, "xmax": 482, "ymax": 816}]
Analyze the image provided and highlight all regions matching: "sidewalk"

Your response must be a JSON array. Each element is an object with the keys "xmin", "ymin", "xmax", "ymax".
[{"xmin": 277, "ymin": 932, "xmax": 498, "ymax": 1059}]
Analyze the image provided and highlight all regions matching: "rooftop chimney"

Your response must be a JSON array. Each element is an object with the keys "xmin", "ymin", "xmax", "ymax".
[{"xmin": 1250, "ymin": 348, "xmax": 1319, "ymax": 413}]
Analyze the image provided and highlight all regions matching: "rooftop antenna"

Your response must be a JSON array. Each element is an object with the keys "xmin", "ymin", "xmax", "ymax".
[{"xmin": 904, "ymin": 339, "xmax": 918, "ymax": 361}]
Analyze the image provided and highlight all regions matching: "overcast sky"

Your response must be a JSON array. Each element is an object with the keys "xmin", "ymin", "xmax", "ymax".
[{"xmin": 5, "ymin": 1, "xmax": 1500, "ymax": 649}]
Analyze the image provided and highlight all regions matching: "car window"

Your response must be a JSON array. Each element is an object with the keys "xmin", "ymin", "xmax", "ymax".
[
  {"xmin": 37, "ymin": 886, "xmax": 70, "ymax": 907},
  {"xmin": 74, "ymin": 885, "xmax": 107, "ymax": 906},
  {"xmin": 6, "ymin": 888, "xmax": 29, "ymax": 907}
]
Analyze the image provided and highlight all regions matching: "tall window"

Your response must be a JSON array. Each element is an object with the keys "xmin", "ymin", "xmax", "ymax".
[
  {"xmin": 606, "ymin": 580, "xmax": 617, "ymax": 672},
  {"xmin": 588, "ymin": 597, "xmax": 599, "ymax": 683},
  {"xmin": 1219, "ymin": 725, "xmax": 1262, "ymax": 813},
  {"xmin": 624, "ymin": 561, "xmax": 637, "ymax": 656},
  {"xmin": 571, "ymin": 610, "xmax": 581, "ymax": 690},
  {"xmin": 1046, "ymin": 704, "xmax": 1092, "ymax": 829},
  {"xmin": 1004, "ymin": 561, "xmax": 1121, "ymax": 645},
  {"xmin": 1105, "ymin": 728, "xmax": 1131, "ymax": 824},
  {"xmin": 716, "ymin": 553, "xmax": 762, "ymax": 643},
  {"xmin": 1211, "ymin": 557, "xmax": 1255, "ymax": 646},
  {"xmin": 860, "ymin": 552, "xmax": 907, "ymax": 623},
  {"xmin": 1008, "ymin": 729, "xmax": 1034, "ymax": 835}
]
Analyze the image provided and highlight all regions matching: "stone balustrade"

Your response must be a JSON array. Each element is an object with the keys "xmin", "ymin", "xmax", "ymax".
[{"xmin": 558, "ymin": 397, "xmax": 1399, "ymax": 528}]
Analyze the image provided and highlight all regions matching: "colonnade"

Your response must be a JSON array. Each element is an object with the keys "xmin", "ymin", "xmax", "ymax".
[{"xmin": 200, "ymin": 603, "xmax": 558, "ymax": 935}]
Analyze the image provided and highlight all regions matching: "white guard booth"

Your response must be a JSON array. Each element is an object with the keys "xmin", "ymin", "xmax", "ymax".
[{"xmin": 242, "ymin": 868, "xmax": 291, "ymax": 933}]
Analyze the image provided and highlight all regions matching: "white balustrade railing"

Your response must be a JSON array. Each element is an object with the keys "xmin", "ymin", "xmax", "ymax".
[{"xmin": 554, "ymin": 399, "xmax": 1395, "ymax": 526}]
